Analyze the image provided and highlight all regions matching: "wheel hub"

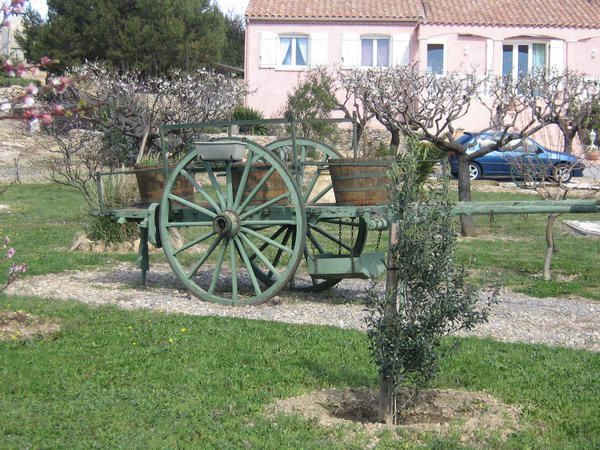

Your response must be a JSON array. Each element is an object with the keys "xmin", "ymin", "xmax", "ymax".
[{"xmin": 213, "ymin": 210, "xmax": 241, "ymax": 237}]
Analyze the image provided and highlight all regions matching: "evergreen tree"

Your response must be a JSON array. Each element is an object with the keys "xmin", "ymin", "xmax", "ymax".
[
  {"xmin": 222, "ymin": 13, "xmax": 244, "ymax": 68},
  {"xmin": 17, "ymin": 0, "xmax": 227, "ymax": 74}
]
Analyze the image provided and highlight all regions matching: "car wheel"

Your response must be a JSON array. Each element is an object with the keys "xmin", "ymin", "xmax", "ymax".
[
  {"xmin": 469, "ymin": 163, "xmax": 481, "ymax": 180},
  {"xmin": 552, "ymin": 164, "xmax": 572, "ymax": 183}
]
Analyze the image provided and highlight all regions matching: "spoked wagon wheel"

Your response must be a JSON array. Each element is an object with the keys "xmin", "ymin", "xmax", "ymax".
[
  {"xmin": 159, "ymin": 140, "xmax": 306, "ymax": 306},
  {"xmin": 210, "ymin": 137, "xmax": 367, "ymax": 292}
]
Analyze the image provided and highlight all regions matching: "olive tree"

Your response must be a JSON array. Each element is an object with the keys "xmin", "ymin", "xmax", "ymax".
[{"xmin": 366, "ymin": 144, "xmax": 496, "ymax": 425}]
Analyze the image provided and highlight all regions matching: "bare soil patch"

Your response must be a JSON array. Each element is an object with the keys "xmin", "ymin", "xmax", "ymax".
[
  {"xmin": 270, "ymin": 387, "xmax": 521, "ymax": 445},
  {"xmin": 0, "ymin": 311, "xmax": 60, "ymax": 341}
]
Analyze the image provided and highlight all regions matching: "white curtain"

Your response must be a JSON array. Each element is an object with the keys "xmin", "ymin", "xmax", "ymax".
[
  {"xmin": 296, "ymin": 38, "xmax": 308, "ymax": 66},
  {"xmin": 280, "ymin": 37, "xmax": 292, "ymax": 65}
]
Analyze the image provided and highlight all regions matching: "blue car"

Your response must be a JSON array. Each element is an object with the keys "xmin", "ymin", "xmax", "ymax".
[{"xmin": 449, "ymin": 132, "xmax": 585, "ymax": 182}]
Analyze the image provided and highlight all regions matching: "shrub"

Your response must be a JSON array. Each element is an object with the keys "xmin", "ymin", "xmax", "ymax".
[
  {"xmin": 231, "ymin": 106, "xmax": 268, "ymax": 135},
  {"xmin": 283, "ymin": 67, "xmax": 339, "ymax": 141}
]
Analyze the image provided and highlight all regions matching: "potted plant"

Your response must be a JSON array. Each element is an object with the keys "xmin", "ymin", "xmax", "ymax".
[
  {"xmin": 134, "ymin": 155, "xmax": 194, "ymax": 205},
  {"xmin": 327, "ymin": 138, "xmax": 397, "ymax": 206}
]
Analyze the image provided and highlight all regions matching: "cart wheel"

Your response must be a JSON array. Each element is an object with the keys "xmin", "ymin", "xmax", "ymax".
[
  {"xmin": 214, "ymin": 138, "xmax": 359, "ymax": 292},
  {"xmin": 159, "ymin": 140, "xmax": 306, "ymax": 306}
]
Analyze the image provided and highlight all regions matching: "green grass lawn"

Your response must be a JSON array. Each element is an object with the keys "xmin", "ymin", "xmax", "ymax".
[
  {"xmin": 0, "ymin": 184, "xmax": 135, "ymax": 282},
  {"xmin": 4, "ymin": 183, "xmax": 598, "ymax": 299},
  {"xmin": 0, "ymin": 184, "xmax": 599, "ymax": 447},
  {"xmin": 456, "ymin": 191, "xmax": 600, "ymax": 300},
  {"xmin": 1, "ymin": 296, "xmax": 599, "ymax": 448}
]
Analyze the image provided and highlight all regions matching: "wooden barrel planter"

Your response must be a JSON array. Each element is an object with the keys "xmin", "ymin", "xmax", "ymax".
[
  {"xmin": 585, "ymin": 151, "xmax": 600, "ymax": 161},
  {"xmin": 329, "ymin": 157, "xmax": 393, "ymax": 206},
  {"xmin": 135, "ymin": 166, "xmax": 194, "ymax": 206},
  {"xmin": 232, "ymin": 163, "xmax": 288, "ymax": 206}
]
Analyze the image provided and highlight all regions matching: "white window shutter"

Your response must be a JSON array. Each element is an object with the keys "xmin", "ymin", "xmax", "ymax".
[
  {"xmin": 486, "ymin": 39, "xmax": 494, "ymax": 74},
  {"xmin": 549, "ymin": 40, "xmax": 565, "ymax": 74},
  {"xmin": 259, "ymin": 31, "xmax": 277, "ymax": 68},
  {"xmin": 392, "ymin": 35, "xmax": 410, "ymax": 66},
  {"xmin": 310, "ymin": 32, "xmax": 328, "ymax": 66},
  {"xmin": 341, "ymin": 33, "xmax": 359, "ymax": 68}
]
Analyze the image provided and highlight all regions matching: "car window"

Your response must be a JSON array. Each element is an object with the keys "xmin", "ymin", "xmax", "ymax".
[
  {"xmin": 504, "ymin": 138, "xmax": 522, "ymax": 151},
  {"xmin": 457, "ymin": 134, "xmax": 475, "ymax": 146},
  {"xmin": 522, "ymin": 138, "xmax": 538, "ymax": 153}
]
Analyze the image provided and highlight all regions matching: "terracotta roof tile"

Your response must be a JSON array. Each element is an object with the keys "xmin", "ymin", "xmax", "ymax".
[
  {"xmin": 246, "ymin": 0, "xmax": 600, "ymax": 29},
  {"xmin": 246, "ymin": 0, "xmax": 423, "ymax": 21},
  {"xmin": 424, "ymin": 0, "xmax": 600, "ymax": 29}
]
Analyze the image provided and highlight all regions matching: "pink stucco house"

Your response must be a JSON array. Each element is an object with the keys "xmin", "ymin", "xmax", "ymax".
[{"xmin": 244, "ymin": 0, "xmax": 600, "ymax": 147}]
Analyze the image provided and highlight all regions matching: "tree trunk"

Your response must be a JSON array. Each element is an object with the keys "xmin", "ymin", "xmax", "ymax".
[
  {"xmin": 356, "ymin": 123, "xmax": 364, "ymax": 145},
  {"xmin": 379, "ymin": 223, "xmax": 400, "ymax": 426},
  {"xmin": 389, "ymin": 128, "xmax": 401, "ymax": 154},
  {"xmin": 563, "ymin": 130, "xmax": 576, "ymax": 154},
  {"xmin": 458, "ymin": 153, "xmax": 477, "ymax": 237},
  {"xmin": 543, "ymin": 213, "xmax": 559, "ymax": 281}
]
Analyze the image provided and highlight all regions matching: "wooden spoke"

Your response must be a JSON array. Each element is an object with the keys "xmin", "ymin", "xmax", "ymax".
[
  {"xmin": 239, "ymin": 192, "xmax": 290, "ymax": 219},
  {"xmin": 234, "ymin": 236, "xmax": 262, "ymax": 296},
  {"xmin": 187, "ymin": 235, "xmax": 223, "ymax": 279},
  {"xmin": 310, "ymin": 182, "xmax": 333, "ymax": 204},
  {"xmin": 173, "ymin": 230, "xmax": 217, "ymax": 256},
  {"xmin": 181, "ymin": 169, "xmax": 221, "ymax": 213},
  {"xmin": 306, "ymin": 229, "xmax": 326, "ymax": 254},
  {"xmin": 229, "ymin": 239, "xmax": 238, "ymax": 302},
  {"xmin": 240, "ymin": 226, "xmax": 294, "ymax": 254},
  {"xmin": 167, "ymin": 194, "xmax": 217, "ymax": 218},
  {"xmin": 225, "ymin": 161, "xmax": 234, "ymax": 209},
  {"xmin": 166, "ymin": 221, "xmax": 212, "ymax": 228},
  {"xmin": 205, "ymin": 160, "xmax": 227, "ymax": 211},
  {"xmin": 232, "ymin": 154, "xmax": 257, "ymax": 209},
  {"xmin": 309, "ymin": 224, "xmax": 355, "ymax": 253},
  {"xmin": 208, "ymin": 238, "xmax": 228, "ymax": 295},
  {"xmin": 238, "ymin": 166, "xmax": 276, "ymax": 213},
  {"xmin": 238, "ymin": 233, "xmax": 280, "ymax": 280}
]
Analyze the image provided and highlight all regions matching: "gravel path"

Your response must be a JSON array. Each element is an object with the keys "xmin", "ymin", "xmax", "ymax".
[{"xmin": 7, "ymin": 263, "xmax": 600, "ymax": 352}]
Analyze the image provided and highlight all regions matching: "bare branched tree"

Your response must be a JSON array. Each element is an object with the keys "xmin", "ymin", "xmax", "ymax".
[
  {"xmin": 42, "ymin": 127, "xmax": 106, "ymax": 207},
  {"xmin": 507, "ymin": 152, "xmax": 599, "ymax": 280},
  {"xmin": 62, "ymin": 63, "xmax": 248, "ymax": 165},
  {"xmin": 516, "ymin": 71, "xmax": 600, "ymax": 153},
  {"xmin": 353, "ymin": 65, "xmax": 587, "ymax": 236},
  {"xmin": 337, "ymin": 69, "xmax": 376, "ymax": 146}
]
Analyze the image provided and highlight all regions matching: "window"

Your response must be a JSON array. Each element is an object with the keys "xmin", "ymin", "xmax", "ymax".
[
  {"xmin": 427, "ymin": 43, "xmax": 444, "ymax": 74},
  {"xmin": 360, "ymin": 37, "xmax": 390, "ymax": 67},
  {"xmin": 279, "ymin": 36, "xmax": 309, "ymax": 67},
  {"xmin": 502, "ymin": 43, "xmax": 547, "ymax": 79}
]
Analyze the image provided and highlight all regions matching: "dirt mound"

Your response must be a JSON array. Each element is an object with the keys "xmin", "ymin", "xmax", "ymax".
[
  {"xmin": 271, "ymin": 387, "xmax": 522, "ymax": 445},
  {"xmin": 0, "ymin": 311, "xmax": 60, "ymax": 341}
]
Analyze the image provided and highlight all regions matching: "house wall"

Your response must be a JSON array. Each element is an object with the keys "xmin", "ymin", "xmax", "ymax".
[
  {"xmin": 0, "ymin": 15, "xmax": 24, "ymax": 60},
  {"xmin": 245, "ymin": 20, "xmax": 600, "ymax": 152},
  {"xmin": 245, "ymin": 20, "xmax": 417, "ymax": 116}
]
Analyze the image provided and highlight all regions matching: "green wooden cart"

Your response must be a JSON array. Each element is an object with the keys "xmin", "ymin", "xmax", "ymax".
[{"xmin": 94, "ymin": 118, "xmax": 600, "ymax": 306}]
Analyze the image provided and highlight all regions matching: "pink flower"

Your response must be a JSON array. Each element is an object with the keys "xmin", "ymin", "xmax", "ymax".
[
  {"xmin": 23, "ymin": 95, "xmax": 35, "ymax": 107},
  {"xmin": 41, "ymin": 114, "xmax": 53, "ymax": 125},
  {"xmin": 25, "ymin": 83, "xmax": 38, "ymax": 95},
  {"xmin": 6, "ymin": 248, "xmax": 15, "ymax": 259},
  {"xmin": 28, "ymin": 117, "xmax": 40, "ymax": 133},
  {"xmin": 3, "ymin": 236, "xmax": 10, "ymax": 245},
  {"xmin": 9, "ymin": 263, "xmax": 27, "ymax": 275}
]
